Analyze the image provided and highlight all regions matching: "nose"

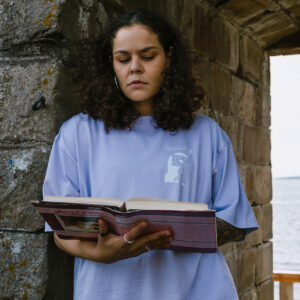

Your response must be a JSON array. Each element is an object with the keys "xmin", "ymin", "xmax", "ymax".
[{"xmin": 130, "ymin": 57, "xmax": 143, "ymax": 73}]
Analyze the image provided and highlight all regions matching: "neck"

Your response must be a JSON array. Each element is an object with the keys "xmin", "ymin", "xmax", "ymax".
[{"xmin": 134, "ymin": 100, "xmax": 153, "ymax": 116}]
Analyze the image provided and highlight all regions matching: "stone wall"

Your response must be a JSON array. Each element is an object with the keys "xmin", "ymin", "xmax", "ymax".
[
  {"xmin": 0, "ymin": 0, "xmax": 277, "ymax": 299},
  {"xmin": 0, "ymin": 1, "xmax": 121, "ymax": 298}
]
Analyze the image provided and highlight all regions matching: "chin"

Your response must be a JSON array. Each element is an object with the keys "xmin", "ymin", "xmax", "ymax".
[{"xmin": 127, "ymin": 95, "xmax": 154, "ymax": 103}]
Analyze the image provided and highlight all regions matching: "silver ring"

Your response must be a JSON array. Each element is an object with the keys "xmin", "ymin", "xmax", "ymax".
[{"xmin": 123, "ymin": 233, "xmax": 135, "ymax": 244}]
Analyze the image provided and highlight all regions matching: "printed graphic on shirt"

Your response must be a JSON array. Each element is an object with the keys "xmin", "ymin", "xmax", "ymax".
[{"xmin": 164, "ymin": 145, "xmax": 192, "ymax": 187}]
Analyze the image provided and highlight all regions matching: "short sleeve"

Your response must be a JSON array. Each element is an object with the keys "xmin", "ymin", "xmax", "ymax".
[
  {"xmin": 43, "ymin": 126, "xmax": 80, "ymax": 232},
  {"xmin": 212, "ymin": 129, "xmax": 258, "ymax": 237}
]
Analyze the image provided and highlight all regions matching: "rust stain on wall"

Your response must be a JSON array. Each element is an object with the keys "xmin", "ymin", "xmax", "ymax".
[{"xmin": 42, "ymin": 5, "xmax": 58, "ymax": 27}]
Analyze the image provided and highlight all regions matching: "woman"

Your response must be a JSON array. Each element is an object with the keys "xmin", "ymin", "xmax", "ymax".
[{"xmin": 44, "ymin": 9, "xmax": 258, "ymax": 300}]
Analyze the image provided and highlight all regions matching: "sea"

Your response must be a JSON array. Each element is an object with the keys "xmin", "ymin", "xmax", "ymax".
[{"xmin": 273, "ymin": 178, "xmax": 300, "ymax": 300}]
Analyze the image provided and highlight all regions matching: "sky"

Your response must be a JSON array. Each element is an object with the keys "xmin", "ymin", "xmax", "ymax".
[{"xmin": 270, "ymin": 54, "xmax": 300, "ymax": 178}]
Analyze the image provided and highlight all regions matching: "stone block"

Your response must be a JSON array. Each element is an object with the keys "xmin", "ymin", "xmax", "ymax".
[
  {"xmin": 210, "ymin": 16, "xmax": 239, "ymax": 72},
  {"xmin": 0, "ymin": 0, "xmax": 60, "ymax": 49},
  {"xmin": 243, "ymin": 205, "xmax": 263, "ymax": 248},
  {"xmin": 223, "ymin": 248, "xmax": 239, "ymax": 286},
  {"xmin": 0, "ymin": 231, "xmax": 74, "ymax": 300},
  {"xmin": 241, "ymin": 35, "xmax": 263, "ymax": 83},
  {"xmin": 225, "ymin": 247, "xmax": 256, "ymax": 295},
  {"xmin": 0, "ymin": 146, "xmax": 51, "ymax": 231},
  {"xmin": 0, "ymin": 61, "xmax": 77, "ymax": 143},
  {"xmin": 192, "ymin": 2, "xmax": 211, "ymax": 56},
  {"xmin": 280, "ymin": 0, "xmax": 300, "ymax": 9},
  {"xmin": 242, "ymin": 125, "xmax": 271, "ymax": 164},
  {"xmin": 220, "ymin": 0, "xmax": 268, "ymax": 25},
  {"xmin": 231, "ymin": 75, "xmax": 256, "ymax": 123},
  {"xmin": 255, "ymin": 89, "xmax": 271, "ymax": 129},
  {"xmin": 58, "ymin": 0, "xmax": 105, "ymax": 42},
  {"xmin": 236, "ymin": 248, "xmax": 256, "ymax": 294},
  {"xmin": 244, "ymin": 165, "xmax": 272, "ymax": 205},
  {"xmin": 255, "ymin": 242, "xmax": 273, "ymax": 284},
  {"xmin": 210, "ymin": 63, "xmax": 231, "ymax": 115},
  {"xmin": 0, "ymin": 0, "xmax": 106, "ymax": 49},
  {"xmin": 0, "ymin": 232, "xmax": 48, "ymax": 299},
  {"xmin": 169, "ymin": 0, "xmax": 211, "ymax": 56},
  {"xmin": 262, "ymin": 203, "xmax": 272, "ymax": 241},
  {"xmin": 256, "ymin": 279, "xmax": 274, "ymax": 300},
  {"xmin": 236, "ymin": 203, "xmax": 272, "ymax": 250},
  {"xmin": 290, "ymin": 4, "xmax": 300, "ymax": 21},
  {"xmin": 261, "ymin": 53, "xmax": 270, "ymax": 93},
  {"xmin": 217, "ymin": 114, "xmax": 240, "ymax": 160},
  {"xmin": 245, "ymin": 10, "xmax": 296, "ymax": 47},
  {"xmin": 240, "ymin": 289, "xmax": 257, "ymax": 300}
]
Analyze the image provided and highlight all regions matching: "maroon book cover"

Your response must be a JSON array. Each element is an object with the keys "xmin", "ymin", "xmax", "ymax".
[{"xmin": 32, "ymin": 200, "xmax": 217, "ymax": 253}]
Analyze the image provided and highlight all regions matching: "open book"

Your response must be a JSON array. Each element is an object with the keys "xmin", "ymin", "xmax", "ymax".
[{"xmin": 32, "ymin": 196, "xmax": 217, "ymax": 253}]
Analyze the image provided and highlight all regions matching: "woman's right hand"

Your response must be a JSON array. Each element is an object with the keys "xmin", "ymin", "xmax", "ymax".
[{"xmin": 53, "ymin": 219, "xmax": 173, "ymax": 263}]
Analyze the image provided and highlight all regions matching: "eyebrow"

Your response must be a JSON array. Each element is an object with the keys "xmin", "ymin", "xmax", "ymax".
[{"xmin": 113, "ymin": 46, "xmax": 159, "ymax": 55}]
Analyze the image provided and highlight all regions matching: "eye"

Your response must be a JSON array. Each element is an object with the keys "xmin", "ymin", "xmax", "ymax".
[
  {"xmin": 119, "ymin": 58, "xmax": 130, "ymax": 64},
  {"xmin": 143, "ymin": 56, "xmax": 154, "ymax": 61}
]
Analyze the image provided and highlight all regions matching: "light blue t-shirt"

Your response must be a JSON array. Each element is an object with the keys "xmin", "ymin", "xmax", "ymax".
[{"xmin": 43, "ymin": 113, "xmax": 258, "ymax": 300}]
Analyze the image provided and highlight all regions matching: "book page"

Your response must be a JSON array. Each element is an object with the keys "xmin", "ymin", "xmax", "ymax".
[
  {"xmin": 126, "ymin": 197, "xmax": 208, "ymax": 211},
  {"xmin": 44, "ymin": 196, "xmax": 124, "ymax": 208}
]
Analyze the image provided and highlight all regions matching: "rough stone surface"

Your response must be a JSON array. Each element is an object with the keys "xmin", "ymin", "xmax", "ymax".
[
  {"xmin": 0, "ymin": 0, "xmax": 108, "ymax": 50},
  {"xmin": 217, "ymin": 114, "xmax": 241, "ymax": 160},
  {"xmin": 225, "ymin": 247, "xmax": 256, "ymax": 295},
  {"xmin": 220, "ymin": 0, "xmax": 269, "ymax": 25},
  {"xmin": 210, "ymin": 63, "xmax": 231, "ymax": 115},
  {"xmin": 230, "ymin": 76, "xmax": 270, "ymax": 129},
  {"xmin": 256, "ymin": 242, "xmax": 273, "ymax": 284},
  {"xmin": 245, "ymin": 10, "xmax": 297, "ymax": 46},
  {"xmin": 0, "ymin": 232, "xmax": 48, "ymax": 299},
  {"xmin": 0, "ymin": 231, "xmax": 74, "ymax": 300},
  {"xmin": 210, "ymin": 16, "xmax": 239, "ymax": 72},
  {"xmin": 5, "ymin": 0, "xmax": 299, "ymax": 298},
  {"xmin": 243, "ymin": 125, "xmax": 271, "ymax": 164},
  {"xmin": 241, "ymin": 35, "xmax": 263, "ymax": 83},
  {"xmin": 0, "ymin": 146, "xmax": 51, "ymax": 230},
  {"xmin": 0, "ymin": 1, "xmax": 116, "ymax": 298},
  {"xmin": 245, "ymin": 165, "xmax": 272, "ymax": 204},
  {"xmin": 262, "ymin": 203, "xmax": 272, "ymax": 242},
  {"xmin": 0, "ymin": 0, "xmax": 61, "ymax": 50},
  {"xmin": 240, "ymin": 289, "xmax": 257, "ymax": 300},
  {"xmin": 0, "ymin": 62, "xmax": 79, "ymax": 143},
  {"xmin": 257, "ymin": 279, "xmax": 274, "ymax": 300},
  {"xmin": 239, "ymin": 205, "xmax": 263, "ymax": 248},
  {"xmin": 231, "ymin": 76, "xmax": 257, "ymax": 123}
]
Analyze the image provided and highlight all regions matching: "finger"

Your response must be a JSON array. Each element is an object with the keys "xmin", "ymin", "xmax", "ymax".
[
  {"xmin": 133, "ymin": 237, "xmax": 171, "ymax": 257},
  {"xmin": 98, "ymin": 218, "xmax": 109, "ymax": 235},
  {"xmin": 123, "ymin": 222, "xmax": 148, "ymax": 243},
  {"xmin": 131, "ymin": 230, "xmax": 173, "ymax": 251},
  {"xmin": 149, "ymin": 236, "xmax": 172, "ymax": 250}
]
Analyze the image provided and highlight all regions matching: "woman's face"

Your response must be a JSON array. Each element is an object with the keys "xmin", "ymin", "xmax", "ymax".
[{"xmin": 112, "ymin": 24, "xmax": 169, "ymax": 115}]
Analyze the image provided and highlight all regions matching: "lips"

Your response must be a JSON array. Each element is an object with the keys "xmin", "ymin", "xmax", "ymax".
[{"xmin": 128, "ymin": 80, "xmax": 147, "ymax": 86}]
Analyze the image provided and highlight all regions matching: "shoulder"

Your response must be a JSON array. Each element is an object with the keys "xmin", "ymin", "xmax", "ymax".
[
  {"xmin": 59, "ymin": 112, "xmax": 91, "ymax": 132},
  {"xmin": 192, "ymin": 114, "xmax": 231, "ymax": 151},
  {"xmin": 59, "ymin": 112, "xmax": 104, "ymax": 135},
  {"xmin": 55, "ymin": 113, "xmax": 103, "ymax": 151}
]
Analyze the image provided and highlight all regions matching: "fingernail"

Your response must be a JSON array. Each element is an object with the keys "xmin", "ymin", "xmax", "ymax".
[{"xmin": 164, "ymin": 231, "xmax": 171, "ymax": 237}]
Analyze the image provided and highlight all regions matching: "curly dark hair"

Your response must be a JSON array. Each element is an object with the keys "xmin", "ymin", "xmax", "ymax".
[{"xmin": 76, "ymin": 8, "xmax": 204, "ymax": 133}]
